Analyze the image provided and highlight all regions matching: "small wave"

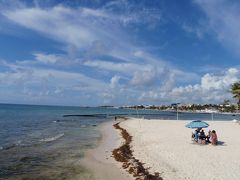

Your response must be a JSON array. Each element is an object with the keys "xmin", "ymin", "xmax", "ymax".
[
  {"xmin": 16, "ymin": 140, "xmax": 22, "ymax": 145},
  {"xmin": 1, "ymin": 140, "xmax": 23, "ymax": 150},
  {"xmin": 1, "ymin": 144, "xmax": 16, "ymax": 150},
  {"xmin": 40, "ymin": 133, "xmax": 64, "ymax": 142},
  {"xmin": 53, "ymin": 120, "xmax": 61, "ymax": 123}
]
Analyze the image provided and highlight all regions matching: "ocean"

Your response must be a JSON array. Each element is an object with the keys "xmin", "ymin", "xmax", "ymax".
[{"xmin": 0, "ymin": 104, "xmax": 238, "ymax": 179}]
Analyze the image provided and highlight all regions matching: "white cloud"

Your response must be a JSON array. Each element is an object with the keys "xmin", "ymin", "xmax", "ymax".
[
  {"xmin": 32, "ymin": 52, "xmax": 83, "ymax": 65},
  {"xmin": 1, "ymin": 2, "xmax": 161, "ymax": 48},
  {"xmin": 81, "ymin": 7, "xmax": 109, "ymax": 18},
  {"xmin": 83, "ymin": 58, "xmax": 192, "ymax": 88},
  {"xmin": 34, "ymin": 53, "xmax": 62, "ymax": 64},
  {"xmin": 1, "ymin": 56, "xmax": 238, "ymax": 105},
  {"xmin": 138, "ymin": 68, "xmax": 240, "ymax": 104},
  {"xmin": 84, "ymin": 60, "xmax": 153, "ymax": 75},
  {"xmin": 110, "ymin": 75, "xmax": 121, "ymax": 89},
  {"xmin": 133, "ymin": 50, "xmax": 144, "ymax": 57},
  {"xmin": 195, "ymin": 0, "xmax": 240, "ymax": 53},
  {"xmin": 0, "ymin": 68, "xmax": 33, "ymax": 85},
  {"xmin": 0, "ymin": 60, "xmax": 108, "ymax": 94},
  {"xmin": 181, "ymin": 23, "xmax": 205, "ymax": 39},
  {"xmin": 170, "ymin": 68, "xmax": 240, "ymax": 103},
  {"xmin": 102, "ymin": 0, "xmax": 162, "ymax": 26},
  {"xmin": 130, "ymin": 68, "xmax": 158, "ymax": 86},
  {"xmin": 2, "ymin": 6, "xmax": 97, "ymax": 48},
  {"xmin": 2, "ymin": 2, "xmax": 231, "ymax": 106}
]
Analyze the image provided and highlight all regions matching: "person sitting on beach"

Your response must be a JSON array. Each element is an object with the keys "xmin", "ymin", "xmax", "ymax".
[
  {"xmin": 191, "ymin": 131, "xmax": 195, "ymax": 140},
  {"xmin": 210, "ymin": 130, "xmax": 218, "ymax": 145},
  {"xmin": 206, "ymin": 130, "xmax": 211, "ymax": 143},
  {"xmin": 198, "ymin": 129, "xmax": 206, "ymax": 144},
  {"xmin": 192, "ymin": 129, "xmax": 199, "ymax": 142}
]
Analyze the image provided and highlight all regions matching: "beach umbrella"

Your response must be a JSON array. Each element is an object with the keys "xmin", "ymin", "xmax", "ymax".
[{"xmin": 185, "ymin": 120, "xmax": 209, "ymax": 129}]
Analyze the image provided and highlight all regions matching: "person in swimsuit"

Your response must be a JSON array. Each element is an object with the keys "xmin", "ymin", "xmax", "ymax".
[{"xmin": 210, "ymin": 130, "xmax": 218, "ymax": 145}]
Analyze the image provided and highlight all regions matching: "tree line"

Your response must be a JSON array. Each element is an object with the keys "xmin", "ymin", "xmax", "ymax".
[{"xmin": 125, "ymin": 81, "xmax": 240, "ymax": 113}]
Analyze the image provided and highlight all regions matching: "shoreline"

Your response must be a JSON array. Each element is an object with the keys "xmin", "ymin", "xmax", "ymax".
[{"xmin": 81, "ymin": 119, "xmax": 131, "ymax": 180}]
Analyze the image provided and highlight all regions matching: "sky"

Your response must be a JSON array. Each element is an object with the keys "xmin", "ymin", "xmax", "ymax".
[{"xmin": 0, "ymin": 0, "xmax": 240, "ymax": 106}]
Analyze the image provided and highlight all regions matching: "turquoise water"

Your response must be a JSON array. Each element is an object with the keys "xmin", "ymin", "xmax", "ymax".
[
  {"xmin": 0, "ymin": 104, "xmax": 108, "ymax": 179},
  {"xmin": 0, "ymin": 104, "xmax": 238, "ymax": 179}
]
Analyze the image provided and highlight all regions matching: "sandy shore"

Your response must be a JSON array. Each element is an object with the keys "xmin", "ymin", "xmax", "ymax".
[
  {"xmin": 81, "ymin": 120, "xmax": 133, "ymax": 180},
  {"xmin": 120, "ymin": 118, "xmax": 240, "ymax": 180}
]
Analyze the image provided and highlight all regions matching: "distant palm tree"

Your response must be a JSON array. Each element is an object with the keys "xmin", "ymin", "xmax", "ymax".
[{"xmin": 231, "ymin": 82, "xmax": 240, "ymax": 110}]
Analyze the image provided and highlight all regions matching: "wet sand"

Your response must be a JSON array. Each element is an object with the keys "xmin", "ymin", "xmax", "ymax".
[{"xmin": 81, "ymin": 120, "xmax": 132, "ymax": 180}]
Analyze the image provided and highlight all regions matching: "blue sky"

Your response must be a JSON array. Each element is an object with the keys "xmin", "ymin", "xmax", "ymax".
[{"xmin": 0, "ymin": 0, "xmax": 240, "ymax": 106}]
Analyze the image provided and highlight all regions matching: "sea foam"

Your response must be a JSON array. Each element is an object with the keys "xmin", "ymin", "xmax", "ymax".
[{"xmin": 40, "ymin": 133, "xmax": 64, "ymax": 142}]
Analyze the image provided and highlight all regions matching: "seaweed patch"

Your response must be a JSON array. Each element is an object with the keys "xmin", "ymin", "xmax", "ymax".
[{"xmin": 112, "ymin": 122, "xmax": 163, "ymax": 180}]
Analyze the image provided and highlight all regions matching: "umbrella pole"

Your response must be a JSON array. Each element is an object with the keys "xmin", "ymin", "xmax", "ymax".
[{"xmin": 177, "ymin": 105, "xmax": 179, "ymax": 120}]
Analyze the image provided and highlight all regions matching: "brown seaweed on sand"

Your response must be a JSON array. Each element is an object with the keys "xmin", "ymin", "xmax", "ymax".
[{"xmin": 112, "ymin": 122, "xmax": 163, "ymax": 180}]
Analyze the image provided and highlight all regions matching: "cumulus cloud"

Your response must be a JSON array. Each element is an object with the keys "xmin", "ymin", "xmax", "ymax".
[
  {"xmin": 170, "ymin": 68, "xmax": 239, "ymax": 103},
  {"xmin": 139, "ymin": 68, "xmax": 240, "ymax": 104}
]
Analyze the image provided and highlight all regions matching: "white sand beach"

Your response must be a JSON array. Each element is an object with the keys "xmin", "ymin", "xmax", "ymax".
[{"xmin": 119, "ymin": 118, "xmax": 240, "ymax": 180}]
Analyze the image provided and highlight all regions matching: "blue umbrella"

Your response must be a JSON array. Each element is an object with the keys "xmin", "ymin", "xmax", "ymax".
[{"xmin": 185, "ymin": 120, "xmax": 209, "ymax": 129}]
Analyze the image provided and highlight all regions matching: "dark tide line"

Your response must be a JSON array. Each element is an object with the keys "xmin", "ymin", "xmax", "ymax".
[
  {"xmin": 112, "ymin": 122, "xmax": 162, "ymax": 180},
  {"xmin": 63, "ymin": 114, "xmax": 107, "ymax": 117}
]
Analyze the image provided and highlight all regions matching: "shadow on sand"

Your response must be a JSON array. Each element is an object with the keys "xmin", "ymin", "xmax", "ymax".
[
  {"xmin": 217, "ymin": 141, "xmax": 225, "ymax": 146},
  {"xmin": 191, "ymin": 140, "xmax": 226, "ymax": 146}
]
